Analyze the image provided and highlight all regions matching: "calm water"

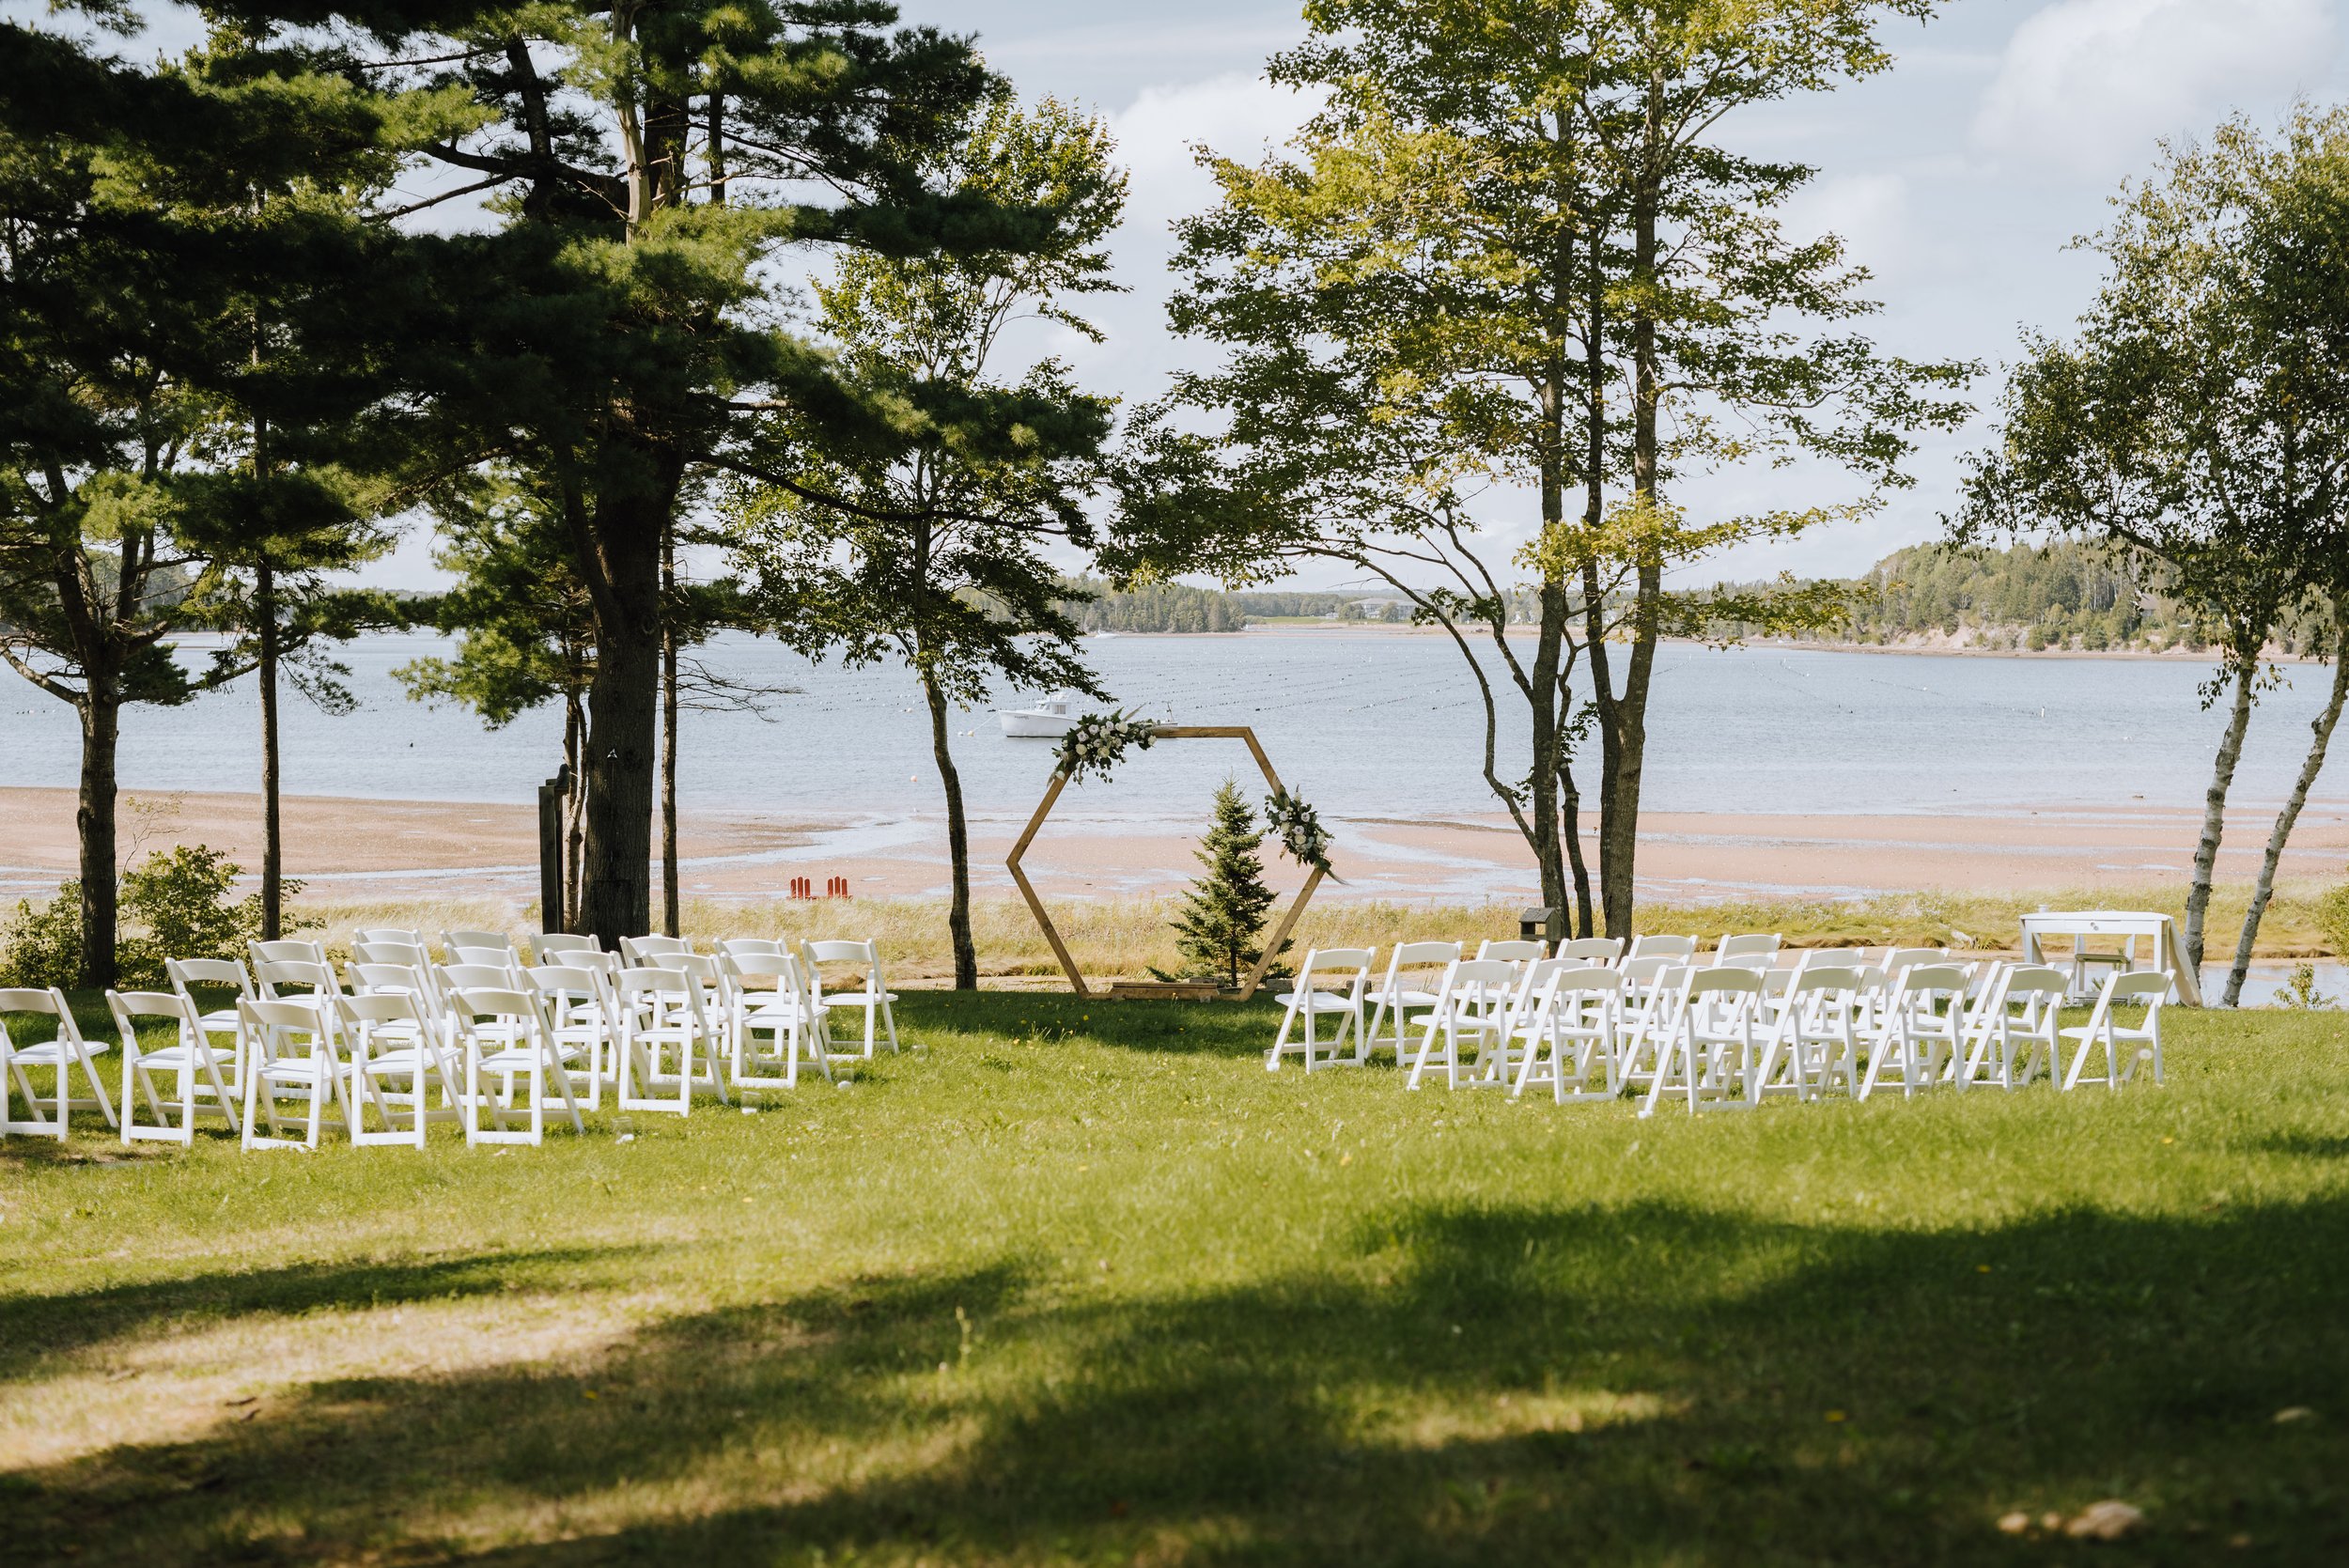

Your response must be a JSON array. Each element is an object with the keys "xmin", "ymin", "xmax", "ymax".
[{"xmin": 4, "ymin": 631, "xmax": 2346, "ymax": 824}]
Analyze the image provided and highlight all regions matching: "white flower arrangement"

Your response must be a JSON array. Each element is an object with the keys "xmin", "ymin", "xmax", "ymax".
[
  {"xmin": 1265, "ymin": 787, "xmax": 1337, "ymax": 878},
  {"xmin": 1054, "ymin": 708, "xmax": 1159, "ymax": 784}
]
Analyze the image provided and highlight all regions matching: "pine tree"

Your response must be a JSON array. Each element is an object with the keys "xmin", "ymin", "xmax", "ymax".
[{"xmin": 1166, "ymin": 780, "xmax": 1286, "ymax": 988}]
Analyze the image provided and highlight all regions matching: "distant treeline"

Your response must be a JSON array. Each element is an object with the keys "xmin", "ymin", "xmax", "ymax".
[
  {"xmin": 1834, "ymin": 542, "xmax": 2334, "ymax": 654},
  {"xmin": 1066, "ymin": 542, "xmax": 2336, "ymax": 652}
]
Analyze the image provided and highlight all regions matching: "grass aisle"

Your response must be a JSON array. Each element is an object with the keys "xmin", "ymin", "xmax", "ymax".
[{"xmin": 3, "ymin": 996, "xmax": 2347, "ymax": 1564}]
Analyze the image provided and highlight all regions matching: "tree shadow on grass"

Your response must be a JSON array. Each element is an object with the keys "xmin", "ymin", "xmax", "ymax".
[
  {"xmin": 0, "ymin": 1244, "xmax": 667, "ymax": 1382},
  {"xmin": 8, "ymin": 1203, "xmax": 2348, "ymax": 1564}
]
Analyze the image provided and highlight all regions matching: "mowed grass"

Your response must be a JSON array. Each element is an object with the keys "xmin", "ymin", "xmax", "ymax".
[{"xmin": 3, "ymin": 995, "xmax": 2347, "ymax": 1564}]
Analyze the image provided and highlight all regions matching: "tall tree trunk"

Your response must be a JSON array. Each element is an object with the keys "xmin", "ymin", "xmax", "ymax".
[
  {"xmin": 660, "ymin": 525, "xmax": 679, "ymax": 938},
  {"xmin": 2224, "ymin": 620, "xmax": 2349, "ymax": 1003},
  {"xmin": 1597, "ymin": 82, "xmax": 1666, "ymax": 940},
  {"xmin": 922, "ymin": 666, "xmax": 978, "ymax": 989},
  {"xmin": 2185, "ymin": 657, "xmax": 2258, "ymax": 974},
  {"xmin": 257, "ymin": 559, "xmax": 283, "ymax": 940},
  {"xmin": 575, "ymin": 503, "xmax": 664, "ymax": 947},
  {"xmin": 1563, "ymin": 753, "xmax": 1594, "ymax": 939},
  {"xmin": 1528, "ymin": 582, "xmax": 1570, "ymax": 939},
  {"xmin": 563, "ymin": 690, "xmax": 585, "ymax": 929},
  {"xmin": 76, "ymin": 686, "xmax": 121, "ymax": 989}
]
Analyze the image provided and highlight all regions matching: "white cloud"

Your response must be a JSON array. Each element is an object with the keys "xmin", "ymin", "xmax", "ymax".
[
  {"xmin": 1107, "ymin": 71, "xmax": 1317, "ymax": 269},
  {"xmin": 1972, "ymin": 0, "xmax": 2337, "ymax": 179}
]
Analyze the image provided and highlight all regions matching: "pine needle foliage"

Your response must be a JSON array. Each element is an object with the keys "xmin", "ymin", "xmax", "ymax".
[{"xmin": 1163, "ymin": 780, "xmax": 1287, "ymax": 988}]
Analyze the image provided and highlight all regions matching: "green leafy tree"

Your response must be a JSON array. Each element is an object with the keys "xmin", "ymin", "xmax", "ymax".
[
  {"xmin": 1115, "ymin": 0, "xmax": 1968, "ymax": 939},
  {"xmin": 117, "ymin": 844, "xmax": 289, "ymax": 988},
  {"xmin": 1959, "ymin": 109, "xmax": 2349, "ymax": 987},
  {"xmin": 725, "ymin": 96, "xmax": 1124, "ymax": 988},
  {"xmin": 1165, "ymin": 780, "xmax": 1287, "ymax": 989},
  {"xmin": 292, "ymin": 0, "xmax": 1029, "ymax": 947},
  {"xmin": 0, "ymin": 18, "xmax": 387, "ymax": 984}
]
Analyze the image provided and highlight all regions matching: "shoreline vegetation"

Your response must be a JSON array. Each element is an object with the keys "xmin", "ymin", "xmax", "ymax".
[
  {"xmin": 1074, "ymin": 540, "xmax": 2335, "ymax": 662},
  {"xmin": 278, "ymin": 885, "xmax": 2345, "ymax": 988}
]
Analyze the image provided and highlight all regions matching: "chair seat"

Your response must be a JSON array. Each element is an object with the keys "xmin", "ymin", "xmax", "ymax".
[
  {"xmin": 356, "ymin": 1048, "xmax": 445, "ymax": 1076},
  {"xmin": 1275, "ymin": 991, "xmax": 1360, "ymax": 1012},
  {"xmin": 256, "ymin": 1059, "xmax": 336, "ymax": 1085},
  {"xmin": 827, "ymin": 992, "xmax": 897, "ymax": 1007},
  {"xmin": 7, "ymin": 1039, "xmax": 108, "ymax": 1064},
  {"xmin": 132, "ymin": 1044, "xmax": 232, "ymax": 1071},
  {"xmin": 194, "ymin": 1007, "xmax": 241, "ymax": 1032},
  {"xmin": 1368, "ymin": 986, "xmax": 1441, "ymax": 1007}
]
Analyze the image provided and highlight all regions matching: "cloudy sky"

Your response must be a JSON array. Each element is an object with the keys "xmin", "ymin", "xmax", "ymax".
[{"xmin": 53, "ymin": 2, "xmax": 2349, "ymax": 589}]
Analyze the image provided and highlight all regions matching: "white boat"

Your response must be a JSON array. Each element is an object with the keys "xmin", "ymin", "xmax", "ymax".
[{"xmin": 998, "ymin": 692, "xmax": 1076, "ymax": 737}]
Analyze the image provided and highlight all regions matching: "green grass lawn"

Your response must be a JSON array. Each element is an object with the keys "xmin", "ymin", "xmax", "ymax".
[{"xmin": 4, "ymin": 993, "xmax": 2347, "ymax": 1565}]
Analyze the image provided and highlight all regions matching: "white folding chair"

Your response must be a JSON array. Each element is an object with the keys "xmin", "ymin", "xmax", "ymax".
[
  {"xmin": 338, "ymin": 991, "xmax": 460, "ymax": 1147},
  {"xmin": 1956, "ymin": 964, "xmax": 2068, "ymax": 1091},
  {"xmin": 239, "ymin": 996, "xmax": 348, "ymax": 1151},
  {"xmin": 1713, "ymin": 933, "xmax": 1781, "ymax": 964},
  {"xmin": 1405, "ymin": 958, "xmax": 1517, "ymax": 1091},
  {"xmin": 1754, "ymin": 966, "xmax": 1866, "ymax": 1103},
  {"xmin": 249, "ymin": 938, "xmax": 329, "ymax": 968},
  {"xmin": 1552, "ymin": 937, "xmax": 1624, "ymax": 967},
  {"xmin": 1510, "ymin": 965, "xmax": 1624, "ymax": 1103},
  {"xmin": 1612, "ymin": 959, "xmax": 1688, "ymax": 1092},
  {"xmin": 1627, "ymin": 934, "xmax": 1698, "ymax": 962},
  {"xmin": 1363, "ymin": 941, "xmax": 1460, "ymax": 1064},
  {"xmin": 452, "ymin": 945, "xmax": 526, "ymax": 972},
  {"xmin": 1476, "ymin": 939, "xmax": 1548, "ymax": 965},
  {"xmin": 109, "ymin": 989, "xmax": 240, "ymax": 1144},
  {"xmin": 1859, "ymin": 963, "xmax": 1969, "ymax": 1101},
  {"xmin": 723, "ymin": 951, "xmax": 836, "ymax": 1088},
  {"xmin": 1, "ymin": 987, "xmax": 117, "ymax": 1140},
  {"xmin": 357, "ymin": 927, "xmax": 426, "ymax": 947},
  {"xmin": 801, "ymin": 940, "xmax": 900, "ymax": 1056},
  {"xmin": 450, "ymin": 986, "xmax": 585, "ymax": 1145},
  {"xmin": 167, "ymin": 956, "xmax": 255, "ymax": 1093},
  {"xmin": 253, "ymin": 958, "xmax": 345, "ymax": 1028},
  {"xmin": 528, "ymin": 963, "xmax": 614, "ymax": 1109},
  {"xmin": 1267, "ymin": 947, "xmax": 1373, "ymax": 1072},
  {"xmin": 616, "ymin": 967, "xmax": 730, "ymax": 1113},
  {"xmin": 1640, "ymin": 968, "xmax": 1764, "ymax": 1116},
  {"xmin": 353, "ymin": 940, "xmax": 432, "ymax": 969},
  {"xmin": 2060, "ymin": 970, "xmax": 2170, "ymax": 1091}
]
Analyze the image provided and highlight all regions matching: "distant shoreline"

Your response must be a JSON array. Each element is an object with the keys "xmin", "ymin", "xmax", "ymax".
[{"xmin": 1089, "ymin": 623, "xmax": 2312, "ymax": 663}]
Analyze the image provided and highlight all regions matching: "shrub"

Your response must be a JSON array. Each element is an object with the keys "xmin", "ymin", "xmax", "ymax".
[
  {"xmin": 117, "ymin": 845, "xmax": 288, "ymax": 987},
  {"xmin": 2317, "ymin": 880, "xmax": 2349, "ymax": 959},
  {"xmin": 0, "ymin": 882, "xmax": 83, "ymax": 989}
]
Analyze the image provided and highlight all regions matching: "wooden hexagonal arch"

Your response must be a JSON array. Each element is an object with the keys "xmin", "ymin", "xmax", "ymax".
[{"xmin": 1006, "ymin": 725, "xmax": 1328, "ymax": 1001}]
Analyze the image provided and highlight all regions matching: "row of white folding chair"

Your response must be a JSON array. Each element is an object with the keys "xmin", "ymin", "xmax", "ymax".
[{"xmin": 1, "ymin": 987, "xmax": 118, "ymax": 1139}]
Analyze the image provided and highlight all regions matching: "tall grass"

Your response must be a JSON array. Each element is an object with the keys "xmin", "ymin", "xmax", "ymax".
[{"xmin": 291, "ymin": 879, "xmax": 2345, "ymax": 985}]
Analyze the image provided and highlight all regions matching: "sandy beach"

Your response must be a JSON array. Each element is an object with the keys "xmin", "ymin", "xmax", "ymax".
[{"xmin": 6, "ymin": 785, "xmax": 2344, "ymax": 906}]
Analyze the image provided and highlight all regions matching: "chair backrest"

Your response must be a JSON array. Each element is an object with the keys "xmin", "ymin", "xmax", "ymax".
[
  {"xmin": 453, "ymin": 945, "xmax": 521, "ymax": 970},
  {"xmin": 1628, "ymin": 935, "xmax": 1697, "ymax": 960},
  {"xmin": 1299, "ymin": 948, "xmax": 1374, "ymax": 987},
  {"xmin": 239, "ymin": 995, "xmax": 327, "ymax": 1034},
  {"xmin": 443, "ymin": 929, "xmax": 515, "ymax": 954},
  {"xmin": 617, "ymin": 966, "xmax": 692, "ymax": 999},
  {"xmin": 719, "ymin": 938, "xmax": 786, "ymax": 959},
  {"xmin": 1553, "ymin": 937, "xmax": 1624, "ymax": 965},
  {"xmin": 532, "ymin": 933, "xmax": 600, "ymax": 961},
  {"xmin": 2104, "ymin": 970, "xmax": 2173, "ymax": 1003},
  {"xmin": 2000, "ymin": 964, "xmax": 2069, "ymax": 1001},
  {"xmin": 1715, "ymin": 934, "xmax": 1781, "ymax": 960},
  {"xmin": 1476, "ymin": 939, "xmax": 1547, "ymax": 963},
  {"xmin": 550, "ymin": 948, "xmax": 620, "ymax": 977},
  {"xmin": 1444, "ymin": 958, "xmax": 1518, "ymax": 990},
  {"xmin": 1706, "ymin": 949, "xmax": 1777, "ymax": 973},
  {"xmin": 250, "ymin": 939, "xmax": 328, "ymax": 967},
  {"xmin": 725, "ymin": 952, "xmax": 796, "ymax": 981},
  {"xmin": 107, "ymin": 989, "xmax": 194, "ymax": 1045},
  {"xmin": 621, "ymin": 934, "xmax": 692, "ymax": 964},
  {"xmin": 256, "ymin": 959, "xmax": 340, "ymax": 997},
  {"xmin": 337, "ymin": 990, "xmax": 425, "ymax": 1030},
  {"xmin": 1901, "ymin": 963, "xmax": 1970, "ymax": 998},
  {"xmin": 168, "ymin": 956, "xmax": 253, "ymax": 996},
  {"xmin": 1687, "ymin": 967, "xmax": 1764, "ymax": 997},
  {"xmin": 1617, "ymin": 955, "xmax": 1673, "ymax": 988},
  {"xmin": 350, "ymin": 962, "xmax": 429, "ymax": 997},
  {"xmin": 438, "ymin": 961, "xmax": 516, "ymax": 991},
  {"xmin": 1790, "ymin": 966, "xmax": 1864, "ymax": 995},
  {"xmin": 354, "ymin": 940, "xmax": 430, "ymax": 968},
  {"xmin": 1549, "ymin": 965, "xmax": 1622, "ymax": 997},
  {"xmin": 804, "ymin": 939, "xmax": 878, "ymax": 964},
  {"xmin": 1883, "ymin": 947, "xmax": 1947, "ymax": 976},
  {"xmin": 357, "ymin": 927, "xmax": 425, "ymax": 946},
  {"xmin": 451, "ymin": 986, "xmax": 546, "ymax": 1029},
  {"xmin": 667, "ymin": 953, "xmax": 723, "ymax": 983}
]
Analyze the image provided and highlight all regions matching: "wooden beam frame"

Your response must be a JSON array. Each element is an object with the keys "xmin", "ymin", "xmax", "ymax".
[{"xmin": 1004, "ymin": 724, "xmax": 1329, "ymax": 1001}]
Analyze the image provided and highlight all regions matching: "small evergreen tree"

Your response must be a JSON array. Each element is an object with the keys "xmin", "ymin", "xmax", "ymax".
[{"xmin": 1166, "ymin": 780, "xmax": 1288, "ymax": 988}]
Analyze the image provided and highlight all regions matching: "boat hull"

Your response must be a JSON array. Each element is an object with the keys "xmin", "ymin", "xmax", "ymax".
[{"xmin": 999, "ymin": 710, "xmax": 1073, "ymax": 737}]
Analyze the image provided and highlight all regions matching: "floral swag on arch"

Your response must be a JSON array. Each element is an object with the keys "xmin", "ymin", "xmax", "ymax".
[{"xmin": 1055, "ymin": 711, "xmax": 1337, "ymax": 878}]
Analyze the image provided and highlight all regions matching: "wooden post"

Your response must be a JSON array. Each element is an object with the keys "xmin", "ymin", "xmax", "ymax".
[
  {"xmin": 1007, "ymin": 768, "xmax": 1088, "ymax": 999},
  {"xmin": 537, "ymin": 764, "xmax": 570, "ymax": 934}
]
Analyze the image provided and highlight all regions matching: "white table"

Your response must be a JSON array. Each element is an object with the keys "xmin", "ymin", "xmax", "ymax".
[{"xmin": 2017, "ymin": 910, "xmax": 2201, "ymax": 1007}]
